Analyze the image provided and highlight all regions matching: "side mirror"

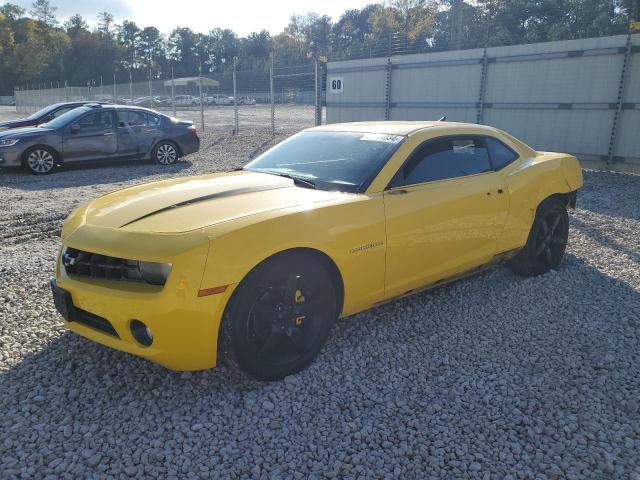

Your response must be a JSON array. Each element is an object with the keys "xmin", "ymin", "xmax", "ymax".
[
  {"xmin": 118, "ymin": 121, "xmax": 126, "ymax": 128},
  {"xmin": 70, "ymin": 124, "xmax": 81, "ymax": 133}
]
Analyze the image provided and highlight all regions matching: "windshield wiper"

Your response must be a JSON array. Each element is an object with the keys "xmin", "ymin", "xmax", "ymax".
[{"xmin": 269, "ymin": 172, "xmax": 316, "ymax": 189}]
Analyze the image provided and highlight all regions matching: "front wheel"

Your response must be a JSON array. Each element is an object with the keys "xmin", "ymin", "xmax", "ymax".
[
  {"xmin": 219, "ymin": 252, "xmax": 337, "ymax": 381},
  {"xmin": 508, "ymin": 197, "xmax": 569, "ymax": 276},
  {"xmin": 23, "ymin": 146, "xmax": 57, "ymax": 175},
  {"xmin": 152, "ymin": 141, "xmax": 178, "ymax": 165}
]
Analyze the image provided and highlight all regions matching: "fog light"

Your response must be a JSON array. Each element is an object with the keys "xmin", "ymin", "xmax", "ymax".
[{"xmin": 130, "ymin": 319, "xmax": 153, "ymax": 347}]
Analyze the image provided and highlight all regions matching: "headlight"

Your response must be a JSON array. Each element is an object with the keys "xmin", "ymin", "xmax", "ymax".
[
  {"xmin": 138, "ymin": 261, "xmax": 172, "ymax": 285},
  {"xmin": 0, "ymin": 138, "xmax": 19, "ymax": 147}
]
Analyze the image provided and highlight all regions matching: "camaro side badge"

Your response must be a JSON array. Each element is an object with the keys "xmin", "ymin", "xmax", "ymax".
[{"xmin": 350, "ymin": 241, "xmax": 384, "ymax": 254}]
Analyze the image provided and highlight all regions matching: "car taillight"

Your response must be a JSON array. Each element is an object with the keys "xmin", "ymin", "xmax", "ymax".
[{"xmin": 188, "ymin": 125, "xmax": 197, "ymax": 136}]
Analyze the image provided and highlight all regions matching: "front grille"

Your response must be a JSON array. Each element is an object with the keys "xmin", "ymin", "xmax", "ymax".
[
  {"xmin": 75, "ymin": 308, "xmax": 119, "ymax": 338},
  {"xmin": 63, "ymin": 247, "xmax": 144, "ymax": 282}
]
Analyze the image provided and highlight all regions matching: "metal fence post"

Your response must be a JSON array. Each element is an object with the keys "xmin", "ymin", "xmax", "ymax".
[
  {"xmin": 384, "ymin": 57, "xmax": 393, "ymax": 121},
  {"xmin": 199, "ymin": 69, "xmax": 204, "ymax": 131},
  {"xmin": 314, "ymin": 58, "xmax": 321, "ymax": 126},
  {"xmin": 233, "ymin": 56, "xmax": 239, "ymax": 134},
  {"xmin": 171, "ymin": 65, "xmax": 176, "ymax": 117},
  {"xmin": 129, "ymin": 71, "xmax": 133, "ymax": 105},
  {"xmin": 476, "ymin": 48, "xmax": 489, "ymax": 124},
  {"xmin": 148, "ymin": 67, "xmax": 153, "ymax": 109},
  {"xmin": 113, "ymin": 73, "xmax": 116, "ymax": 102},
  {"xmin": 607, "ymin": 30, "xmax": 633, "ymax": 168},
  {"xmin": 270, "ymin": 53, "xmax": 275, "ymax": 136}
]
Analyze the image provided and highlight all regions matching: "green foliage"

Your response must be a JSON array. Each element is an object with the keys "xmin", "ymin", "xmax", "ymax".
[{"xmin": 0, "ymin": 0, "xmax": 635, "ymax": 95}]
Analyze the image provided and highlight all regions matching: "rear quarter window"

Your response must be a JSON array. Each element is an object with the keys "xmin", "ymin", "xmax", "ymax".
[{"xmin": 486, "ymin": 137, "xmax": 519, "ymax": 170}]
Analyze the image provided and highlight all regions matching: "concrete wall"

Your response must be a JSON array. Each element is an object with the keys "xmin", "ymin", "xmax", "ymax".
[{"xmin": 326, "ymin": 34, "xmax": 639, "ymax": 173}]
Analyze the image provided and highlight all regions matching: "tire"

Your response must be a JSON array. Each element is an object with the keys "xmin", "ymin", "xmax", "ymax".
[
  {"xmin": 22, "ymin": 146, "xmax": 57, "ymax": 175},
  {"xmin": 152, "ymin": 141, "xmax": 178, "ymax": 165},
  {"xmin": 507, "ymin": 197, "xmax": 569, "ymax": 276},
  {"xmin": 219, "ymin": 251, "xmax": 337, "ymax": 381}
]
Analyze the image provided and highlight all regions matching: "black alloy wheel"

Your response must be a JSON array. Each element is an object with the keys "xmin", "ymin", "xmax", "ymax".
[{"xmin": 219, "ymin": 252, "xmax": 337, "ymax": 380}]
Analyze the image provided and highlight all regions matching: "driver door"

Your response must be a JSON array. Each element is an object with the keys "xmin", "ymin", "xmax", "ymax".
[
  {"xmin": 383, "ymin": 136, "xmax": 509, "ymax": 298},
  {"xmin": 63, "ymin": 110, "xmax": 117, "ymax": 162}
]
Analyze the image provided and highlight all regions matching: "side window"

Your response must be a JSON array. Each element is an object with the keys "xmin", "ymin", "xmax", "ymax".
[
  {"xmin": 52, "ymin": 106, "xmax": 75, "ymax": 118},
  {"xmin": 117, "ymin": 111, "xmax": 147, "ymax": 127},
  {"xmin": 394, "ymin": 137, "xmax": 492, "ymax": 186},
  {"xmin": 75, "ymin": 111, "xmax": 113, "ymax": 130},
  {"xmin": 486, "ymin": 137, "xmax": 519, "ymax": 170},
  {"xmin": 147, "ymin": 114, "xmax": 161, "ymax": 127}
]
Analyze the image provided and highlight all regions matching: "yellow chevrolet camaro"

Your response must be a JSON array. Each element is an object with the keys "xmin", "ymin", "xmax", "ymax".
[{"xmin": 51, "ymin": 121, "xmax": 583, "ymax": 380}]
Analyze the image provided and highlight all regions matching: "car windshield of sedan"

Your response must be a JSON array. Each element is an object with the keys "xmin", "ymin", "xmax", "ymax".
[
  {"xmin": 39, "ymin": 107, "xmax": 89, "ymax": 129},
  {"xmin": 244, "ymin": 131, "xmax": 406, "ymax": 193},
  {"xmin": 26, "ymin": 104, "xmax": 61, "ymax": 120}
]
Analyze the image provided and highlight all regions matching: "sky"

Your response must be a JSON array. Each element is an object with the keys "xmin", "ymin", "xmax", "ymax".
[{"xmin": 13, "ymin": 0, "xmax": 374, "ymax": 36}]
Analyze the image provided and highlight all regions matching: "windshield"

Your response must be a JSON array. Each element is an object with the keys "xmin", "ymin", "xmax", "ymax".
[
  {"xmin": 39, "ymin": 107, "xmax": 90, "ymax": 129},
  {"xmin": 244, "ymin": 131, "xmax": 405, "ymax": 193},
  {"xmin": 26, "ymin": 104, "xmax": 61, "ymax": 120}
]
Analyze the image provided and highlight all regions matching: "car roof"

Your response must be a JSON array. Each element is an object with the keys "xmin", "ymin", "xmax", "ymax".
[
  {"xmin": 309, "ymin": 121, "xmax": 502, "ymax": 136},
  {"xmin": 78, "ymin": 104, "xmax": 162, "ymax": 114}
]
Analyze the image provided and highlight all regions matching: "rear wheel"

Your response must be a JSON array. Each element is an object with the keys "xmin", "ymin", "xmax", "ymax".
[
  {"xmin": 152, "ymin": 141, "xmax": 178, "ymax": 165},
  {"xmin": 508, "ymin": 197, "xmax": 569, "ymax": 276},
  {"xmin": 23, "ymin": 146, "xmax": 57, "ymax": 175},
  {"xmin": 219, "ymin": 252, "xmax": 337, "ymax": 381}
]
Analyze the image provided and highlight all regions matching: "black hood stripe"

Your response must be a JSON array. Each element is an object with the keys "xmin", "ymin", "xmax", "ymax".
[{"xmin": 119, "ymin": 183, "xmax": 290, "ymax": 228}]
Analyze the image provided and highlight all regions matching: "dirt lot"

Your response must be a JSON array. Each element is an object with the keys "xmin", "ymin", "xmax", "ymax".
[{"xmin": 1, "ymin": 105, "xmax": 639, "ymax": 478}]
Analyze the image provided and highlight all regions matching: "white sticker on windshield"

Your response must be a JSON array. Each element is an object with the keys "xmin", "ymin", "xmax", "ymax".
[{"xmin": 360, "ymin": 133, "xmax": 404, "ymax": 144}]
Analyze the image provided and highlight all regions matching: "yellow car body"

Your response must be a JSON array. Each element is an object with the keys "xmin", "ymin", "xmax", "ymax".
[{"xmin": 53, "ymin": 121, "xmax": 583, "ymax": 371}]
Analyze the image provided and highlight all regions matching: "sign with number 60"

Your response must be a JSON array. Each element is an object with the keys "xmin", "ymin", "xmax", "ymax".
[{"xmin": 329, "ymin": 77, "xmax": 344, "ymax": 93}]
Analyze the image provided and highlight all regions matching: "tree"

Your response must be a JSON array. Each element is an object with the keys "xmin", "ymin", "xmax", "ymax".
[
  {"xmin": 244, "ymin": 30, "xmax": 271, "ymax": 67},
  {"xmin": 167, "ymin": 27, "xmax": 199, "ymax": 75},
  {"xmin": 64, "ymin": 14, "xmax": 88, "ymax": 36},
  {"xmin": 30, "ymin": 0, "xmax": 57, "ymax": 27},
  {"xmin": 0, "ymin": 3, "xmax": 25, "ymax": 20},
  {"xmin": 138, "ymin": 26, "xmax": 164, "ymax": 74},
  {"xmin": 97, "ymin": 11, "xmax": 115, "ymax": 37},
  {"xmin": 118, "ymin": 20, "xmax": 140, "ymax": 72}
]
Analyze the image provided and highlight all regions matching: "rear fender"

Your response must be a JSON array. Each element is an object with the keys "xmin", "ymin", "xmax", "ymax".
[{"xmin": 499, "ymin": 152, "xmax": 582, "ymax": 252}]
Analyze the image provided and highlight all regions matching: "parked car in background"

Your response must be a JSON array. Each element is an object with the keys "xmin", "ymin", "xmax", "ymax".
[
  {"xmin": 50, "ymin": 121, "xmax": 582, "ymax": 380},
  {"xmin": 132, "ymin": 96, "xmax": 171, "ymax": 108},
  {"xmin": 0, "ymin": 104, "xmax": 199, "ymax": 174},
  {"xmin": 237, "ymin": 96, "xmax": 256, "ymax": 105},
  {"xmin": 174, "ymin": 95, "xmax": 198, "ymax": 106},
  {"xmin": 212, "ymin": 94, "xmax": 234, "ymax": 106},
  {"xmin": 0, "ymin": 101, "xmax": 107, "ymax": 131}
]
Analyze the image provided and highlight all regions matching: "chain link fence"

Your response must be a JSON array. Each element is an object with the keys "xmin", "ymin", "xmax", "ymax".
[{"xmin": 13, "ymin": 58, "xmax": 326, "ymax": 136}]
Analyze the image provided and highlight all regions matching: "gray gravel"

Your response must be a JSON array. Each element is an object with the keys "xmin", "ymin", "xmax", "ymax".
[{"xmin": 1, "ymin": 108, "xmax": 639, "ymax": 479}]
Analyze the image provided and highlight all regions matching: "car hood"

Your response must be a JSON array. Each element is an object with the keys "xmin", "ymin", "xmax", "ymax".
[
  {"xmin": 0, "ymin": 118, "xmax": 32, "ymax": 129},
  {"xmin": 0, "ymin": 126, "xmax": 49, "ymax": 137},
  {"xmin": 83, "ymin": 171, "xmax": 348, "ymax": 233}
]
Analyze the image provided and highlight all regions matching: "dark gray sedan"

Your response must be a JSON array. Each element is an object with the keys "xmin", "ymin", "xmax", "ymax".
[{"xmin": 0, "ymin": 104, "xmax": 200, "ymax": 174}]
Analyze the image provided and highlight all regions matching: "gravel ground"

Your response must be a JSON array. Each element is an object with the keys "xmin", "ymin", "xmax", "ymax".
[{"xmin": 1, "ymin": 105, "xmax": 639, "ymax": 479}]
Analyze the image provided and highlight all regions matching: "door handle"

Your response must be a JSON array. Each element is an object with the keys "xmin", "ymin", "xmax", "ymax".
[
  {"xmin": 497, "ymin": 189, "xmax": 504, "ymax": 194},
  {"xmin": 387, "ymin": 189, "xmax": 408, "ymax": 195},
  {"xmin": 103, "ymin": 132, "xmax": 114, "ymax": 136}
]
